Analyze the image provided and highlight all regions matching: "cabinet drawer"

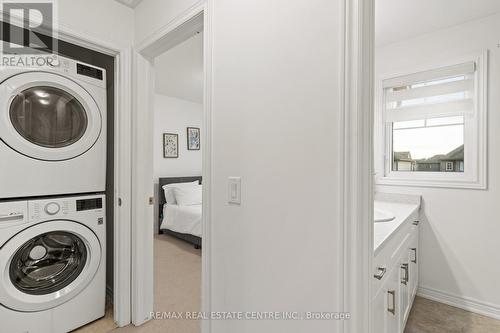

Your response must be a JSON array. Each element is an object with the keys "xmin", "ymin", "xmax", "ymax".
[
  {"xmin": 373, "ymin": 231, "xmax": 410, "ymax": 295},
  {"xmin": 373, "ymin": 213, "xmax": 419, "ymax": 296},
  {"xmin": 372, "ymin": 265, "xmax": 400, "ymax": 332},
  {"xmin": 410, "ymin": 211, "xmax": 420, "ymax": 232}
]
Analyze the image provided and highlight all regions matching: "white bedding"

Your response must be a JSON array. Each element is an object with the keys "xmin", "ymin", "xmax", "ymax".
[{"xmin": 160, "ymin": 203, "xmax": 202, "ymax": 237}]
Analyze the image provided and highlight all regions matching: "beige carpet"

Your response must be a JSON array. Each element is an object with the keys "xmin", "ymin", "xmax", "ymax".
[
  {"xmin": 74, "ymin": 234, "xmax": 201, "ymax": 333},
  {"xmin": 405, "ymin": 297, "xmax": 500, "ymax": 333},
  {"xmin": 111, "ymin": 234, "xmax": 202, "ymax": 333}
]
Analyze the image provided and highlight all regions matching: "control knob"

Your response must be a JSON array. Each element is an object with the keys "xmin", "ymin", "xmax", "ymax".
[{"xmin": 44, "ymin": 202, "xmax": 60, "ymax": 215}]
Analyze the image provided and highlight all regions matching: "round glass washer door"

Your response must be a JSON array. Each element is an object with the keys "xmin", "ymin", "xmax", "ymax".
[
  {"xmin": 0, "ymin": 72, "xmax": 102, "ymax": 161},
  {"xmin": 9, "ymin": 231, "xmax": 87, "ymax": 296},
  {"xmin": 0, "ymin": 221, "xmax": 101, "ymax": 312}
]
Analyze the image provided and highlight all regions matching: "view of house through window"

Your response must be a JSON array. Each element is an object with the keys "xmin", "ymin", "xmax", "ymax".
[
  {"xmin": 392, "ymin": 116, "xmax": 464, "ymax": 172},
  {"xmin": 386, "ymin": 69, "xmax": 472, "ymax": 174}
]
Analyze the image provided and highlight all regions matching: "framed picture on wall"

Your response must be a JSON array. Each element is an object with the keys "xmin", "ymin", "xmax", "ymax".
[
  {"xmin": 163, "ymin": 133, "xmax": 178, "ymax": 158},
  {"xmin": 187, "ymin": 127, "xmax": 201, "ymax": 150}
]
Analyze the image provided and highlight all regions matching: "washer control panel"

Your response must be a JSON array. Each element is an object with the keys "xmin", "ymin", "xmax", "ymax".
[
  {"xmin": 76, "ymin": 197, "xmax": 103, "ymax": 211},
  {"xmin": 30, "ymin": 199, "xmax": 70, "ymax": 220},
  {"xmin": 0, "ymin": 201, "xmax": 28, "ymax": 228},
  {"xmin": 44, "ymin": 202, "xmax": 61, "ymax": 215},
  {"xmin": 28, "ymin": 195, "xmax": 104, "ymax": 220}
]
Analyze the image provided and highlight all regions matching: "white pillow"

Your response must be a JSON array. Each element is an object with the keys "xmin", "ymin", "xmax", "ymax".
[
  {"xmin": 162, "ymin": 180, "xmax": 199, "ymax": 204},
  {"xmin": 174, "ymin": 185, "xmax": 202, "ymax": 206}
]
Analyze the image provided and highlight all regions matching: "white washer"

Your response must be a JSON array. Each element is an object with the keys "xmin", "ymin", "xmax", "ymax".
[
  {"xmin": 0, "ymin": 55, "xmax": 107, "ymax": 199},
  {"xmin": 0, "ymin": 194, "xmax": 106, "ymax": 333}
]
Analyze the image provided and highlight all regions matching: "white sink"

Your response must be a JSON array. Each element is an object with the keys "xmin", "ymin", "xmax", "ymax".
[{"xmin": 374, "ymin": 208, "xmax": 395, "ymax": 223}]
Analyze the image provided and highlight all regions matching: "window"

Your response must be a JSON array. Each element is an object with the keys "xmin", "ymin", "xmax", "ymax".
[
  {"xmin": 378, "ymin": 52, "xmax": 487, "ymax": 189},
  {"xmin": 392, "ymin": 116, "xmax": 464, "ymax": 173}
]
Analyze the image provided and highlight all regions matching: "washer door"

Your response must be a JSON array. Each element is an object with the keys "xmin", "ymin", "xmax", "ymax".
[
  {"xmin": 0, "ymin": 72, "xmax": 102, "ymax": 161},
  {"xmin": 0, "ymin": 221, "xmax": 101, "ymax": 312}
]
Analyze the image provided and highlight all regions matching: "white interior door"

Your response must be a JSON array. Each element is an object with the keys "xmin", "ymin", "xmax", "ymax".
[{"xmin": 131, "ymin": 51, "xmax": 154, "ymax": 325}]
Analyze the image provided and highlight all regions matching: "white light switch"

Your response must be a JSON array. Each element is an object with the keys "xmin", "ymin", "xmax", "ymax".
[{"xmin": 228, "ymin": 177, "xmax": 241, "ymax": 205}]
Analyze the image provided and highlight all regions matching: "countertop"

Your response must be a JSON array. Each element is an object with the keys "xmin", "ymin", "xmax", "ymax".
[{"xmin": 374, "ymin": 193, "xmax": 421, "ymax": 254}]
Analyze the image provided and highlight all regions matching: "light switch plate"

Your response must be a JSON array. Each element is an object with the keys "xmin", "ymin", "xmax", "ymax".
[{"xmin": 228, "ymin": 177, "xmax": 241, "ymax": 205}]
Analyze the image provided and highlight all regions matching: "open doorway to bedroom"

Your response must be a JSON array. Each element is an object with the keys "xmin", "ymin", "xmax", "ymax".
[{"xmin": 151, "ymin": 27, "xmax": 204, "ymax": 333}]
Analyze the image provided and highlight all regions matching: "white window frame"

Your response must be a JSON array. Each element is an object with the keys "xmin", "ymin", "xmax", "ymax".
[{"xmin": 376, "ymin": 51, "xmax": 488, "ymax": 189}]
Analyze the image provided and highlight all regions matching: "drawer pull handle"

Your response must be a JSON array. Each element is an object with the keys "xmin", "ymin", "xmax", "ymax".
[
  {"xmin": 411, "ymin": 248, "xmax": 417, "ymax": 264},
  {"xmin": 0, "ymin": 213, "xmax": 24, "ymax": 222},
  {"xmin": 374, "ymin": 267, "xmax": 387, "ymax": 280},
  {"xmin": 387, "ymin": 290, "xmax": 396, "ymax": 315},
  {"xmin": 401, "ymin": 263, "xmax": 409, "ymax": 285}
]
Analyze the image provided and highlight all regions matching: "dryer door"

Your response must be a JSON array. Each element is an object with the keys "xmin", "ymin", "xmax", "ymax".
[
  {"xmin": 0, "ymin": 220, "xmax": 101, "ymax": 312},
  {"xmin": 0, "ymin": 71, "xmax": 102, "ymax": 161}
]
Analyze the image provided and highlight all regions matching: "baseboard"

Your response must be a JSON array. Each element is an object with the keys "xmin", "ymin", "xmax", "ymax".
[
  {"xmin": 417, "ymin": 286, "xmax": 500, "ymax": 320},
  {"xmin": 106, "ymin": 285, "xmax": 114, "ymax": 305}
]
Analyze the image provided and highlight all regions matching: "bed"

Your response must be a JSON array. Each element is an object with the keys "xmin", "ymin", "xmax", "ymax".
[{"xmin": 158, "ymin": 176, "xmax": 202, "ymax": 249}]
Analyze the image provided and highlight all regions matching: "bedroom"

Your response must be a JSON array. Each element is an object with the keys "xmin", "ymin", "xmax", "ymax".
[{"xmin": 151, "ymin": 27, "xmax": 204, "ymax": 333}]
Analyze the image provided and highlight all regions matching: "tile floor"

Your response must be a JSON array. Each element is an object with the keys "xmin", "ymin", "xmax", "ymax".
[{"xmin": 405, "ymin": 297, "xmax": 500, "ymax": 333}]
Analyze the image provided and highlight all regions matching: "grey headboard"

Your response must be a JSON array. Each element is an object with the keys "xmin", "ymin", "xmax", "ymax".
[{"xmin": 158, "ymin": 176, "xmax": 202, "ymax": 233}]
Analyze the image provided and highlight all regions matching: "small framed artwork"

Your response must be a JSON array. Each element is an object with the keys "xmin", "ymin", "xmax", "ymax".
[
  {"xmin": 187, "ymin": 127, "xmax": 201, "ymax": 150},
  {"xmin": 163, "ymin": 133, "xmax": 178, "ymax": 158}
]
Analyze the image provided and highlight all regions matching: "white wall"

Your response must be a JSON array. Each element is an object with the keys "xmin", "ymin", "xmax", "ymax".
[
  {"xmin": 375, "ymin": 13, "xmax": 500, "ymax": 317},
  {"xmin": 153, "ymin": 93, "xmax": 202, "ymax": 179},
  {"xmin": 59, "ymin": 0, "xmax": 134, "ymax": 48},
  {"xmin": 134, "ymin": 0, "xmax": 203, "ymax": 45},
  {"xmin": 210, "ymin": 1, "xmax": 344, "ymax": 332},
  {"xmin": 153, "ymin": 93, "xmax": 202, "ymax": 230},
  {"xmin": 155, "ymin": 32, "xmax": 203, "ymax": 103},
  {"xmin": 375, "ymin": 0, "xmax": 500, "ymax": 47}
]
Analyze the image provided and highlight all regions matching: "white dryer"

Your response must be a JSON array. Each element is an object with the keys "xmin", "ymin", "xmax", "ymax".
[
  {"xmin": 0, "ymin": 55, "xmax": 107, "ymax": 198},
  {"xmin": 0, "ymin": 194, "xmax": 106, "ymax": 333}
]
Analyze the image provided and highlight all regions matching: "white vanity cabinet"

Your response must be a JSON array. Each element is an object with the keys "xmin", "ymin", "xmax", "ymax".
[
  {"xmin": 372, "ymin": 211, "xmax": 419, "ymax": 333},
  {"xmin": 408, "ymin": 227, "xmax": 419, "ymax": 300},
  {"xmin": 373, "ymin": 265, "xmax": 400, "ymax": 333}
]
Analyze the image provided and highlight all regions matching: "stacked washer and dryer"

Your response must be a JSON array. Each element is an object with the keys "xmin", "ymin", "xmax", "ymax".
[{"xmin": 0, "ymin": 55, "xmax": 108, "ymax": 332}]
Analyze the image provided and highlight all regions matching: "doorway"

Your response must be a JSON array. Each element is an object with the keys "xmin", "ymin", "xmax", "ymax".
[
  {"xmin": 129, "ymin": 5, "xmax": 211, "ymax": 332},
  {"xmin": 152, "ymin": 28, "xmax": 203, "ymax": 332}
]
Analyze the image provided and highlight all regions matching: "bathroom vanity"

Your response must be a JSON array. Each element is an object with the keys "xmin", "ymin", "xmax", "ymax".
[{"xmin": 372, "ymin": 193, "xmax": 421, "ymax": 333}]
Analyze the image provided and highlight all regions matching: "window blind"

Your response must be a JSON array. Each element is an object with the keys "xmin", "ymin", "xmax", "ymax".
[{"xmin": 384, "ymin": 61, "xmax": 476, "ymax": 123}]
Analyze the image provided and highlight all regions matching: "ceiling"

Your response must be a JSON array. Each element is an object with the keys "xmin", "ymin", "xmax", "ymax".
[
  {"xmin": 376, "ymin": 0, "xmax": 500, "ymax": 46},
  {"xmin": 114, "ymin": 0, "xmax": 143, "ymax": 9},
  {"xmin": 154, "ymin": 32, "xmax": 203, "ymax": 104}
]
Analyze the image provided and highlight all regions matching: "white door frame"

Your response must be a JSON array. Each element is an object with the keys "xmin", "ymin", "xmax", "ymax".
[
  {"xmin": 130, "ymin": 3, "xmax": 211, "ymax": 331},
  {"xmin": 342, "ymin": 0, "xmax": 374, "ymax": 332}
]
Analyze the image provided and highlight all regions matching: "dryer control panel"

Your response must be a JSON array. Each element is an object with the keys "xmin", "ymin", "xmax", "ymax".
[{"xmin": 46, "ymin": 54, "xmax": 106, "ymax": 89}]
